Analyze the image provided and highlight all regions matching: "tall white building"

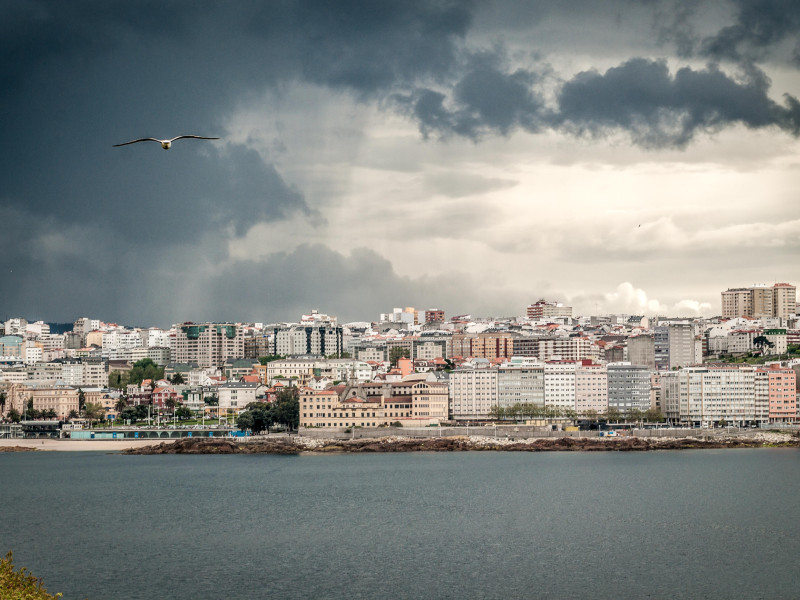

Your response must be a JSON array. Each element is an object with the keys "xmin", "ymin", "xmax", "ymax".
[
  {"xmin": 661, "ymin": 365, "xmax": 760, "ymax": 427},
  {"xmin": 575, "ymin": 361, "xmax": 607, "ymax": 415},
  {"xmin": 543, "ymin": 362, "xmax": 577, "ymax": 412},
  {"xmin": 448, "ymin": 366, "xmax": 499, "ymax": 420},
  {"xmin": 497, "ymin": 358, "xmax": 545, "ymax": 408}
]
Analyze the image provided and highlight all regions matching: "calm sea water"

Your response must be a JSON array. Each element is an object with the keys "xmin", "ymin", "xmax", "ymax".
[{"xmin": 1, "ymin": 449, "xmax": 799, "ymax": 600}]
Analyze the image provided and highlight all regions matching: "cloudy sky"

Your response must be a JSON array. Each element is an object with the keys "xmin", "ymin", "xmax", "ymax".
[{"xmin": 2, "ymin": 0, "xmax": 799, "ymax": 327}]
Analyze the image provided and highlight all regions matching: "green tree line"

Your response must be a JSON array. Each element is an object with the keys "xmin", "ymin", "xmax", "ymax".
[{"xmin": 236, "ymin": 389, "xmax": 299, "ymax": 433}]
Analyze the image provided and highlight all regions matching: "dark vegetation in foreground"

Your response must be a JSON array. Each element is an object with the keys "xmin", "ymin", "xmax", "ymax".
[{"xmin": 0, "ymin": 551, "xmax": 62, "ymax": 599}]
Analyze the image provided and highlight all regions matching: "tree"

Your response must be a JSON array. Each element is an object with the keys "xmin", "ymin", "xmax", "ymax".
[
  {"xmin": 7, "ymin": 408, "xmax": 21, "ymax": 423},
  {"xmin": 108, "ymin": 370, "xmax": 126, "ymax": 389},
  {"xmin": 0, "ymin": 391, "xmax": 5, "ymax": 414},
  {"xmin": 175, "ymin": 406, "xmax": 192, "ymax": 421},
  {"xmin": 272, "ymin": 388, "xmax": 299, "ymax": 431},
  {"xmin": 258, "ymin": 355, "xmax": 285, "ymax": 366},
  {"xmin": 488, "ymin": 405, "xmax": 505, "ymax": 422},
  {"xmin": 127, "ymin": 359, "xmax": 165, "ymax": 387},
  {"xmin": 67, "ymin": 409, "xmax": 79, "ymax": 422},
  {"xmin": 389, "ymin": 347, "xmax": 410, "ymax": 366},
  {"xmin": 644, "ymin": 408, "xmax": 665, "ymax": 423},
  {"xmin": 584, "ymin": 409, "xmax": 599, "ymax": 423},
  {"xmin": 752, "ymin": 335, "xmax": 774, "ymax": 356},
  {"xmin": 0, "ymin": 551, "xmax": 63, "ymax": 600},
  {"xmin": 626, "ymin": 408, "xmax": 644, "ymax": 426},
  {"xmin": 114, "ymin": 397, "xmax": 128, "ymax": 415},
  {"xmin": 204, "ymin": 395, "xmax": 219, "ymax": 406},
  {"xmin": 237, "ymin": 402, "xmax": 275, "ymax": 433},
  {"xmin": 606, "ymin": 407, "xmax": 621, "ymax": 423},
  {"xmin": 83, "ymin": 402, "xmax": 104, "ymax": 428},
  {"xmin": 170, "ymin": 372, "xmax": 185, "ymax": 385},
  {"xmin": 78, "ymin": 388, "xmax": 86, "ymax": 411},
  {"xmin": 165, "ymin": 397, "xmax": 178, "ymax": 419}
]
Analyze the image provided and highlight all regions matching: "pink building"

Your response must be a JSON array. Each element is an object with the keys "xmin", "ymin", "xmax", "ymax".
[
  {"xmin": 757, "ymin": 365, "xmax": 796, "ymax": 424},
  {"xmin": 575, "ymin": 360, "xmax": 608, "ymax": 416}
]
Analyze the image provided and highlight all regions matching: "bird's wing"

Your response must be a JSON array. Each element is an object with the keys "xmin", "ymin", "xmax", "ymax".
[
  {"xmin": 168, "ymin": 135, "xmax": 221, "ymax": 142},
  {"xmin": 113, "ymin": 138, "xmax": 162, "ymax": 147}
]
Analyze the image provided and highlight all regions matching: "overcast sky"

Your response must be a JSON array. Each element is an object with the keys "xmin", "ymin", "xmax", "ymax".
[{"xmin": 2, "ymin": 0, "xmax": 799, "ymax": 327}]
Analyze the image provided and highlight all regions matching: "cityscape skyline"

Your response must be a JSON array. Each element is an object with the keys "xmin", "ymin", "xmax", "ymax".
[{"xmin": 2, "ymin": 1, "xmax": 799, "ymax": 326}]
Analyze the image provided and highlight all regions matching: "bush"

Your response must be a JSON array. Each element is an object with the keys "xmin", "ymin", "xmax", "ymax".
[
  {"xmin": 0, "ymin": 551, "xmax": 62, "ymax": 599},
  {"xmin": 391, "ymin": 421, "xmax": 403, "ymax": 427}
]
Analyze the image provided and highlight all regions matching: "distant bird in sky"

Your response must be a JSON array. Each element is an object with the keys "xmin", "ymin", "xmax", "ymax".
[{"xmin": 113, "ymin": 135, "xmax": 219, "ymax": 150}]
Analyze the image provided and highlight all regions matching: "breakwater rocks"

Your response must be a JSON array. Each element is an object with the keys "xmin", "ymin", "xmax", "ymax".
[
  {"xmin": 0, "ymin": 446, "xmax": 38, "ymax": 452},
  {"xmin": 123, "ymin": 433, "xmax": 800, "ymax": 455}
]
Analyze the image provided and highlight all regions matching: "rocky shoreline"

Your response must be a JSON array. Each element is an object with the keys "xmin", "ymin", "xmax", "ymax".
[{"xmin": 123, "ymin": 432, "xmax": 800, "ymax": 455}]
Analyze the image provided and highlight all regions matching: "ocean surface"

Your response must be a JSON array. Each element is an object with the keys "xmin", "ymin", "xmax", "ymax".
[{"xmin": 1, "ymin": 449, "xmax": 799, "ymax": 600}]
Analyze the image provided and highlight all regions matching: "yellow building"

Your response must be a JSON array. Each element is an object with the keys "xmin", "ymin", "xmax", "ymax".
[
  {"xmin": 300, "ymin": 376, "xmax": 449, "ymax": 428},
  {"xmin": 32, "ymin": 385, "xmax": 79, "ymax": 419}
]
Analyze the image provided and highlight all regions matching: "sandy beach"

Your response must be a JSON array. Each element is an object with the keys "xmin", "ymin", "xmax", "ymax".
[{"xmin": 0, "ymin": 438, "xmax": 179, "ymax": 452}]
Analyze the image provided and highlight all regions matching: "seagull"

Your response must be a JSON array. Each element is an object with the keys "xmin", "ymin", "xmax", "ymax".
[{"xmin": 113, "ymin": 135, "xmax": 220, "ymax": 150}]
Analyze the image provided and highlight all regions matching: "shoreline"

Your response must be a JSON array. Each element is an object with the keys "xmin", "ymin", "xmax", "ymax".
[
  {"xmin": 122, "ymin": 432, "xmax": 800, "ymax": 455},
  {"xmin": 2, "ymin": 431, "xmax": 797, "ymax": 454},
  {"xmin": 0, "ymin": 438, "xmax": 182, "ymax": 452}
]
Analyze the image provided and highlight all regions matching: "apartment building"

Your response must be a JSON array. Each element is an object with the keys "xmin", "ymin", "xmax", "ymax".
[
  {"xmin": 425, "ymin": 309, "xmax": 445, "ymax": 323},
  {"xmin": 513, "ymin": 336, "xmax": 599, "ymax": 362},
  {"xmin": 448, "ymin": 366, "xmax": 499, "ymax": 420},
  {"xmin": 627, "ymin": 334, "xmax": 655, "ymax": 369},
  {"xmin": 661, "ymin": 365, "xmax": 760, "ymax": 427},
  {"xmin": 607, "ymin": 363, "xmax": 652, "ymax": 414},
  {"xmin": 218, "ymin": 382, "xmax": 267, "ymax": 414},
  {"xmin": 266, "ymin": 358, "xmax": 372, "ymax": 386},
  {"xmin": 497, "ymin": 359, "xmax": 545, "ymax": 409},
  {"xmin": 269, "ymin": 323, "xmax": 344, "ymax": 357},
  {"xmin": 543, "ymin": 362, "xmax": 577, "ymax": 412},
  {"xmin": 449, "ymin": 332, "xmax": 516, "ymax": 361},
  {"xmin": 526, "ymin": 300, "xmax": 572, "ymax": 320},
  {"xmin": 722, "ymin": 283, "xmax": 796, "ymax": 320},
  {"xmin": 756, "ymin": 364, "xmax": 796, "ymax": 424},
  {"xmin": 171, "ymin": 323, "xmax": 245, "ymax": 368},
  {"xmin": 575, "ymin": 361, "xmax": 608, "ymax": 415}
]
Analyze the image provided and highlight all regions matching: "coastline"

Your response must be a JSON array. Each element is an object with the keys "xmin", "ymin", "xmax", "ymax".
[
  {"xmin": 0, "ymin": 438, "xmax": 179, "ymax": 452},
  {"xmin": 2, "ymin": 430, "xmax": 797, "ymax": 454},
  {"xmin": 122, "ymin": 431, "xmax": 800, "ymax": 455}
]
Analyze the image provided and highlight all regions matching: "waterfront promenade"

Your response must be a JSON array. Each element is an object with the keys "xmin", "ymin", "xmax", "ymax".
[{"xmin": 0, "ymin": 438, "xmax": 175, "ymax": 452}]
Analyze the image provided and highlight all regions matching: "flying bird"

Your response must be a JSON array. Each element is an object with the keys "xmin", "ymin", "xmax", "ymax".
[{"xmin": 113, "ymin": 135, "xmax": 220, "ymax": 150}]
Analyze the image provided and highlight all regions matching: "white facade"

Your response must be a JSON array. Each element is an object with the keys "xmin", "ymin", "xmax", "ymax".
[
  {"xmin": 575, "ymin": 363, "xmax": 608, "ymax": 415},
  {"xmin": 661, "ymin": 366, "xmax": 760, "ymax": 426},
  {"xmin": 23, "ymin": 345, "xmax": 42, "ymax": 365},
  {"xmin": 217, "ymin": 382, "xmax": 266, "ymax": 412},
  {"xmin": 497, "ymin": 360, "xmax": 545, "ymax": 408},
  {"xmin": 102, "ymin": 329, "xmax": 143, "ymax": 355},
  {"xmin": 448, "ymin": 368, "xmax": 498, "ymax": 420},
  {"xmin": 543, "ymin": 362, "xmax": 577, "ymax": 411}
]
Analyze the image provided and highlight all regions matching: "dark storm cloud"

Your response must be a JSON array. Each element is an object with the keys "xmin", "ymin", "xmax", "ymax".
[
  {"xmin": 398, "ymin": 53, "xmax": 547, "ymax": 140},
  {"xmin": 247, "ymin": 0, "xmax": 473, "ymax": 93},
  {"xmin": 400, "ymin": 56, "xmax": 800, "ymax": 148},
  {"xmin": 555, "ymin": 58, "xmax": 800, "ymax": 147},
  {"xmin": 699, "ymin": 0, "xmax": 800, "ymax": 64},
  {"xmin": 3, "ymin": 0, "xmax": 800, "ymax": 323},
  {"xmin": 199, "ymin": 245, "xmax": 468, "ymax": 324}
]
